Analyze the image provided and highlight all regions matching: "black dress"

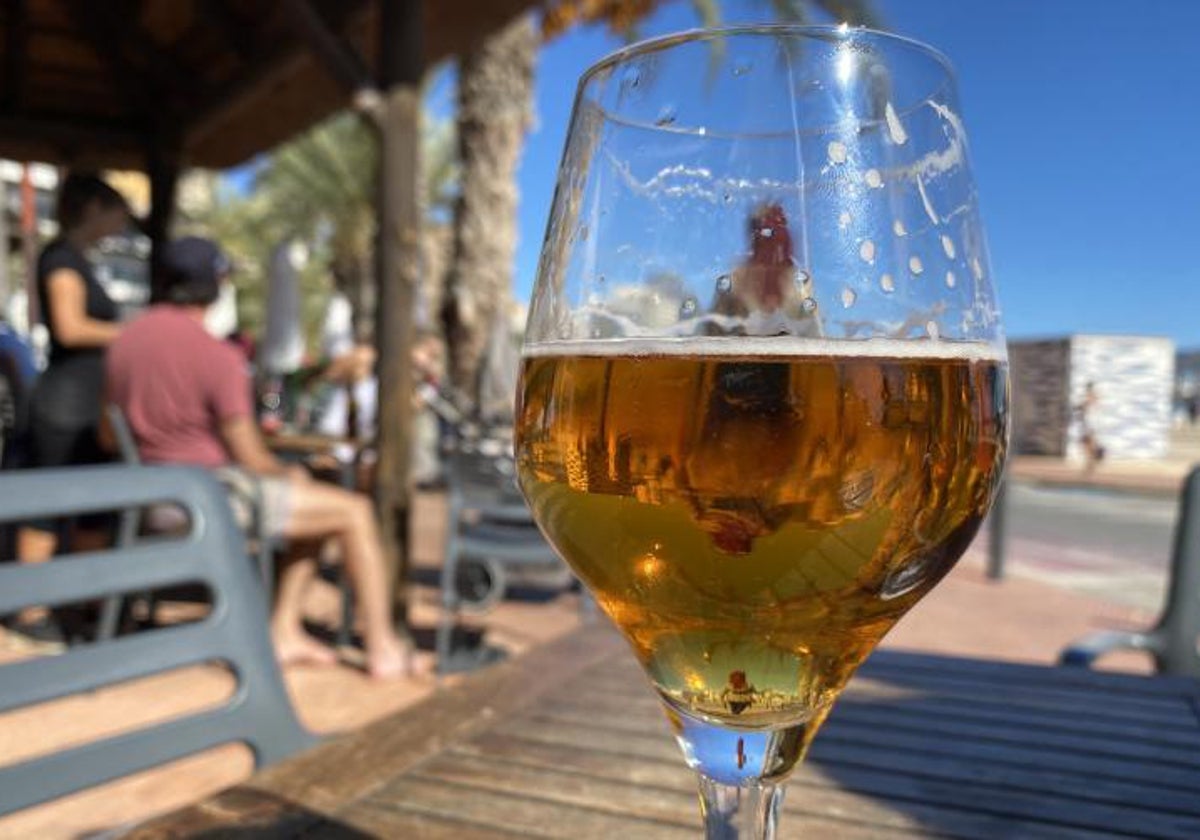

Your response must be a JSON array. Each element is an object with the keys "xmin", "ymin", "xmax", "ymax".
[{"xmin": 29, "ymin": 239, "xmax": 118, "ymax": 468}]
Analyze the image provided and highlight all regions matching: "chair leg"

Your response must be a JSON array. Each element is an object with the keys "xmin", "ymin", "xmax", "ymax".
[
  {"xmin": 96, "ymin": 596, "xmax": 122, "ymax": 641},
  {"xmin": 336, "ymin": 572, "xmax": 355, "ymax": 648},
  {"xmin": 436, "ymin": 542, "xmax": 461, "ymax": 675}
]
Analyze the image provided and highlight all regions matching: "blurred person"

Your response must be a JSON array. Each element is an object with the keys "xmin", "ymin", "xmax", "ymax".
[
  {"xmin": 104, "ymin": 237, "xmax": 411, "ymax": 678},
  {"xmin": 1076, "ymin": 382, "xmax": 1104, "ymax": 472},
  {"xmin": 711, "ymin": 203, "xmax": 821, "ymax": 336},
  {"xmin": 12, "ymin": 173, "xmax": 130, "ymax": 643}
]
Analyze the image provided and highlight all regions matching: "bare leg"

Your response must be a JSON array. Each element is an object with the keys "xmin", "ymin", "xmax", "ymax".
[
  {"xmin": 15, "ymin": 527, "xmax": 57, "ymax": 624},
  {"xmin": 270, "ymin": 543, "xmax": 338, "ymax": 668},
  {"xmin": 283, "ymin": 480, "xmax": 410, "ymax": 679}
]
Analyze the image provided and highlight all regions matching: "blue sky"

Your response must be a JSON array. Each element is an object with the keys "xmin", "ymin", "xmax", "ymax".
[{"xmin": 500, "ymin": 0, "xmax": 1200, "ymax": 346}]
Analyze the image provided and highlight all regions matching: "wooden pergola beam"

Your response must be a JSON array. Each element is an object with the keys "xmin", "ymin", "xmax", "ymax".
[
  {"xmin": 0, "ymin": 112, "xmax": 144, "ymax": 153},
  {"xmin": 2, "ymin": 0, "xmax": 28, "ymax": 115},
  {"xmin": 282, "ymin": 0, "xmax": 374, "ymax": 95},
  {"xmin": 196, "ymin": 0, "xmax": 259, "ymax": 64}
]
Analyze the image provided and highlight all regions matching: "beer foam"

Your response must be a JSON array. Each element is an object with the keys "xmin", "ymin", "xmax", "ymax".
[{"xmin": 523, "ymin": 335, "xmax": 1006, "ymax": 362}]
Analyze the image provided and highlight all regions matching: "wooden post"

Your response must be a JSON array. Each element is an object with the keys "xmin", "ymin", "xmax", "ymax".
[
  {"xmin": 372, "ymin": 0, "xmax": 422, "ymax": 628},
  {"xmin": 145, "ymin": 141, "xmax": 180, "ymax": 302}
]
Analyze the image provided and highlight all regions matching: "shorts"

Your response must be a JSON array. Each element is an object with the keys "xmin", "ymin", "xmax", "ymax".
[{"xmin": 214, "ymin": 467, "xmax": 293, "ymax": 540}]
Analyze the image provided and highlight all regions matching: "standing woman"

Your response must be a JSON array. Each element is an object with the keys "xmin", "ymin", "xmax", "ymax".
[{"xmin": 12, "ymin": 173, "xmax": 129, "ymax": 642}]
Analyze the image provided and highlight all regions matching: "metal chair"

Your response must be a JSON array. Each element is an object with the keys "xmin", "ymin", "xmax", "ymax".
[
  {"xmin": 0, "ymin": 465, "xmax": 318, "ymax": 816},
  {"xmin": 436, "ymin": 437, "xmax": 573, "ymax": 674},
  {"xmin": 1059, "ymin": 466, "xmax": 1200, "ymax": 677}
]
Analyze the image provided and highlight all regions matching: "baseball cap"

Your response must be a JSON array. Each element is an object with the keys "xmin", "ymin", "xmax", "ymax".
[{"xmin": 160, "ymin": 237, "xmax": 231, "ymax": 285}]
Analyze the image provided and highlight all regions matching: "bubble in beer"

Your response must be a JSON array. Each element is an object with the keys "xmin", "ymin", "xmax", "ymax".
[
  {"xmin": 827, "ymin": 141, "xmax": 848, "ymax": 164},
  {"xmin": 880, "ymin": 273, "xmax": 895, "ymax": 293},
  {"xmin": 945, "ymin": 270, "xmax": 956, "ymax": 289},
  {"xmin": 909, "ymin": 255, "xmax": 924, "ymax": 276},
  {"xmin": 859, "ymin": 239, "xmax": 876, "ymax": 264},
  {"xmin": 892, "ymin": 219, "xmax": 907, "ymax": 237},
  {"xmin": 864, "ymin": 168, "xmax": 883, "ymax": 189},
  {"xmin": 841, "ymin": 287, "xmax": 857, "ymax": 309}
]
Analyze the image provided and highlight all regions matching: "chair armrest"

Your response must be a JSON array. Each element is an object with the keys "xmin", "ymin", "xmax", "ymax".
[{"xmin": 1058, "ymin": 630, "xmax": 1155, "ymax": 669}]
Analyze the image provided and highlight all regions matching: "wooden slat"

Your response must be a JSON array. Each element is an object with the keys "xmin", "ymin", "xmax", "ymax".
[
  {"xmin": 863, "ymin": 650, "xmax": 1200, "ymax": 700},
  {"xmin": 530, "ymin": 696, "xmax": 1200, "ymax": 778},
  {"xmin": 236, "ymin": 628, "xmax": 625, "ymax": 813},
  {"xmin": 473, "ymin": 716, "xmax": 1200, "ymax": 839},
  {"xmin": 360, "ymin": 776, "xmax": 698, "ymax": 840},
  {"xmin": 584, "ymin": 664, "xmax": 1198, "ymax": 728},
  {"xmin": 507, "ymin": 690, "xmax": 1200, "ymax": 817},
  {"xmin": 341, "ymin": 801, "xmax": 532, "ymax": 840},
  {"xmin": 452, "ymin": 733, "xmax": 1115, "ymax": 840},
  {"xmin": 544, "ymin": 681, "xmax": 1200, "ymax": 750}
]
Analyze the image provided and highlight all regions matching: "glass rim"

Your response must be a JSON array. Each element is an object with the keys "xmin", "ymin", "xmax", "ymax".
[{"xmin": 579, "ymin": 24, "xmax": 956, "ymax": 91}]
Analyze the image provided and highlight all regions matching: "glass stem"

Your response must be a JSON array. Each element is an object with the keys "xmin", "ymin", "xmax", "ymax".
[{"xmin": 698, "ymin": 776, "xmax": 785, "ymax": 840}]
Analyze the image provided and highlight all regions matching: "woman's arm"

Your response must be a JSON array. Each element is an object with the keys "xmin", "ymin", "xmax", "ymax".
[{"xmin": 46, "ymin": 269, "xmax": 121, "ymax": 348}]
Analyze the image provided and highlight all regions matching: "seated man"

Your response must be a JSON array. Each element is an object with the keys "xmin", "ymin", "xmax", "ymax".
[{"xmin": 105, "ymin": 237, "xmax": 409, "ymax": 679}]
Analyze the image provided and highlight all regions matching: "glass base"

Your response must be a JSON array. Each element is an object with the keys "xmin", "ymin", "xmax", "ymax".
[{"xmin": 664, "ymin": 698, "xmax": 811, "ymax": 785}]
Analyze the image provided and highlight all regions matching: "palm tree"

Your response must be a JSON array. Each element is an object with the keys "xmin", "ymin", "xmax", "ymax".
[
  {"xmin": 445, "ymin": 0, "xmax": 879, "ymax": 406},
  {"xmin": 185, "ymin": 109, "xmax": 459, "ymax": 345},
  {"xmin": 441, "ymin": 14, "xmax": 538, "ymax": 400}
]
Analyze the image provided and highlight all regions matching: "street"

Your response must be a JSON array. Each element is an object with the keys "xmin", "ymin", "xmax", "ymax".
[{"xmin": 980, "ymin": 481, "xmax": 1177, "ymax": 613}]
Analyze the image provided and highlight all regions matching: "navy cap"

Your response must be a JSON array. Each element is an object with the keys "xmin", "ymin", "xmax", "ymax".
[
  {"xmin": 160, "ymin": 236, "xmax": 231, "ymax": 286},
  {"xmin": 155, "ymin": 236, "xmax": 232, "ymax": 306}
]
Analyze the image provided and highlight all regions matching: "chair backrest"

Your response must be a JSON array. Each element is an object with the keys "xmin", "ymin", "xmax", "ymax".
[
  {"xmin": 1153, "ymin": 466, "xmax": 1200, "ymax": 676},
  {"xmin": 0, "ymin": 465, "xmax": 317, "ymax": 816},
  {"xmin": 105, "ymin": 403, "xmax": 141, "ymax": 466}
]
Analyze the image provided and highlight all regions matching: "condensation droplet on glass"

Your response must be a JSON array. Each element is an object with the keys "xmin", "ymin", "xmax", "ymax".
[
  {"xmin": 733, "ymin": 59, "xmax": 753, "ymax": 77},
  {"xmin": 864, "ymin": 168, "xmax": 883, "ymax": 189},
  {"xmin": 597, "ymin": 274, "xmax": 606, "ymax": 286},
  {"xmin": 892, "ymin": 219, "xmax": 907, "ymax": 237},
  {"xmin": 926, "ymin": 321, "xmax": 940, "ymax": 340},
  {"xmin": 801, "ymin": 297, "xmax": 817, "ymax": 313},
  {"xmin": 716, "ymin": 274, "xmax": 732, "ymax": 293},
  {"xmin": 827, "ymin": 141, "xmax": 848, "ymax": 165},
  {"xmin": 760, "ymin": 227, "xmax": 773, "ymax": 238},
  {"xmin": 579, "ymin": 224, "xmax": 589, "ymax": 242},
  {"xmin": 681, "ymin": 298, "xmax": 697, "ymax": 316},
  {"xmin": 880, "ymin": 273, "xmax": 895, "ymax": 293},
  {"xmin": 884, "ymin": 101, "xmax": 909, "ymax": 146},
  {"xmin": 971, "ymin": 257, "xmax": 984, "ymax": 280},
  {"xmin": 838, "ymin": 210, "xmax": 852, "ymax": 229},
  {"xmin": 945, "ymin": 270, "xmax": 956, "ymax": 289},
  {"xmin": 655, "ymin": 105, "xmax": 677, "ymax": 127},
  {"xmin": 859, "ymin": 239, "xmax": 876, "ymax": 264},
  {"xmin": 909, "ymin": 255, "xmax": 924, "ymax": 275},
  {"xmin": 841, "ymin": 287, "xmax": 857, "ymax": 309},
  {"xmin": 941, "ymin": 234, "xmax": 956, "ymax": 259},
  {"xmin": 722, "ymin": 192, "xmax": 733, "ymax": 204},
  {"xmin": 796, "ymin": 268, "xmax": 811, "ymax": 285},
  {"xmin": 621, "ymin": 66, "xmax": 641, "ymax": 89}
]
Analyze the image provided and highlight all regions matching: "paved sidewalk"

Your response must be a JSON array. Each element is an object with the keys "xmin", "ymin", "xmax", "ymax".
[{"xmin": 1010, "ymin": 454, "xmax": 1195, "ymax": 496}]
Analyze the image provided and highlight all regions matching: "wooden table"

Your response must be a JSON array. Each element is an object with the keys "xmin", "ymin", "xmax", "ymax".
[{"xmin": 127, "ymin": 624, "xmax": 1200, "ymax": 839}]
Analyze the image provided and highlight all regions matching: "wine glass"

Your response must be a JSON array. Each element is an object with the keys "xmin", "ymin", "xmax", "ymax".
[{"xmin": 515, "ymin": 26, "xmax": 1007, "ymax": 839}]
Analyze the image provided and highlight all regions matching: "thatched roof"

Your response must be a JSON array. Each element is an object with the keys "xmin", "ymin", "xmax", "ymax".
[{"xmin": 0, "ymin": 0, "xmax": 535, "ymax": 170}]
